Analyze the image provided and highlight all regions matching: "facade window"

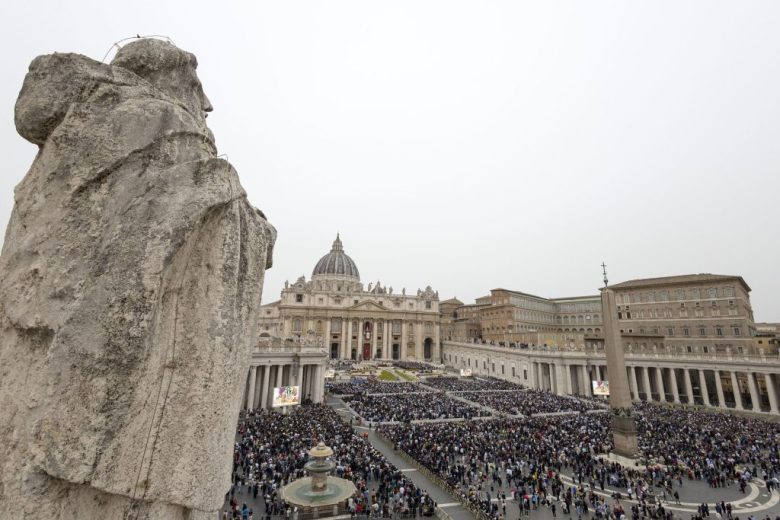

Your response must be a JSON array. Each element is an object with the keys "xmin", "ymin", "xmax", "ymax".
[
  {"xmin": 512, "ymin": 367, "xmax": 516, "ymax": 377},
  {"xmin": 501, "ymin": 365, "xmax": 505, "ymax": 374},
  {"xmin": 292, "ymin": 319, "xmax": 302, "ymax": 333},
  {"xmin": 425, "ymin": 301, "xmax": 432, "ymax": 309},
  {"xmin": 667, "ymin": 327, "xmax": 674, "ymax": 336},
  {"xmin": 318, "ymin": 297, "xmax": 324, "ymax": 304},
  {"xmin": 295, "ymin": 294, "xmax": 303, "ymax": 303},
  {"xmin": 354, "ymin": 299, "xmax": 358, "ymax": 305},
  {"xmin": 716, "ymin": 327, "xmax": 723, "ymax": 336},
  {"xmin": 708, "ymin": 288, "xmax": 717, "ymax": 298},
  {"xmin": 699, "ymin": 327, "xmax": 706, "ymax": 336},
  {"xmin": 733, "ymin": 327, "xmax": 741, "ymax": 336},
  {"xmin": 523, "ymin": 369, "xmax": 528, "ymax": 380},
  {"xmin": 683, "ymin": 327, "xmax": 690, "ymax": 336},
  {"xmin": 703, "ymin": 346, "xmax": 709, "ymax": 353},
  {"xmin": 687, "ymin": 345, "xmax": 693, "ymax": 353}
]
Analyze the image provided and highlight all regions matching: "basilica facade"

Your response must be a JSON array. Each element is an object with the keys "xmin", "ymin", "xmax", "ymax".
[{"xmin": 258, "ymin": 235, "xmax": 442, "ymax": 361}]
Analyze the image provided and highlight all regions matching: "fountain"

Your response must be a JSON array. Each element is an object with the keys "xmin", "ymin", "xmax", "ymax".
[{"xmin": 282, "ymin": 442, "xmax": 357, "ymax": 515}]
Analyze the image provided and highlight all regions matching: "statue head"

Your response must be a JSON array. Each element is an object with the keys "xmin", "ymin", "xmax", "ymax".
[{"xmin": 112, "ymin": 39, "xmax": 213, "ymax": 120}]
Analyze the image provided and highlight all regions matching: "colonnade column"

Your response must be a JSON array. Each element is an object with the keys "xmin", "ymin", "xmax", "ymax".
[
  {"xmin": 246, "ymin": 366, "xmax": 257, "ymax": 410},
  {"xmin": 642, "ymin": 366, "xmax": 652, "ymax": 401},
  {"xmin": 698, "ymin": 369, "xmax": 711, "ymax": 407},
  {"xmin": 730, "ymin": 371, "xmax": 744, "ymax": 410},
  {"xmin": 747, "ymin": 372, "xmax": 761, "ymax": 412},
  {"xmin": 683, "ymin": 368, "xmax": 694, "ymax": 404},
  {"xmin": 656, "ymin": 367, "xmax": 666, "ymax": 402},
  {"xmin": 765, "ymin": 374, "xmax": 779, "ymax": 414},
  {"xmin": 581, "ymin": 365, "xmax": 590, "ymax": 395},
  {"xmin": 258, "ymin": 365, "xmax": 269, "ymax": 408},
  {"xmin": 669, "ymin": 368, "xmax": 680, "ymax": 404},
  {"xmin": 629, "ymin": 366, "xmax": 639, "ymax": 401},
  {"xmin": 714, "ymin": 370, "xmax": 726, "ymax": 408}
]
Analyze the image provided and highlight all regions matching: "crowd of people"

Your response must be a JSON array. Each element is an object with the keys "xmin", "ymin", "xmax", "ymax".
[
  {"xmin": 224, "ymin": 405, "xmax": 437, "ymax": 519},
  {"xmin": 422, "ymin": 376, "xmax": 523, "ymax": 392},
  {"xmin": 343, "ymin": 393, "xmax": 490, "ymax": 422},
  {"xmin": 454, "ymin": 389, "xmax": 605, "ymax": 416},
  {"xmin": 327, "ymin": 379, "xmax": 425, "ymax": 395},
  {"xmin": 378, "ymin": 403, "xmax": 780, "ymax": 520}
]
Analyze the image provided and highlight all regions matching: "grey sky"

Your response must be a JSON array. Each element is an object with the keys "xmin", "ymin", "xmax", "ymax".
[{"xmin": 2, "ymin": 1, "xmax": 779, "ymax": 320}]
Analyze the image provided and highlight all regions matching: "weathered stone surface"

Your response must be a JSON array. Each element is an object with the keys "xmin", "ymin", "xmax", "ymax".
[{"xmin": 0, "ymin": 39, "xmax": 275, "ymax": 519}]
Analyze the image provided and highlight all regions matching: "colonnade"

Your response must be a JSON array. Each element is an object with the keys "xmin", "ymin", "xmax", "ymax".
[
  {"xmin": 243, "ymin": 362, "xmax": 325, "ymax": 410},
  {"xmin": 444, "ymin": 341, "xmax": 780, "ymax": 416}
]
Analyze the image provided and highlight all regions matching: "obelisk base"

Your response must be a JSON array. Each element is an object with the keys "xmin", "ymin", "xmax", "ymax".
[{"xmin": 611, "ymin": 415, "xmax": 638, "ymax": 459}]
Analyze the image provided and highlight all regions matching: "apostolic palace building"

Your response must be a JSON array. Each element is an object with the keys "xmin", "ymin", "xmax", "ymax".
[{"xmin": 244, "ymin": 234, "xmax": 779, "ymax": 416}]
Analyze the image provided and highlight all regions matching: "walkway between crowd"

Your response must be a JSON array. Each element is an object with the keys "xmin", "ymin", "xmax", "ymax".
[{"xmin": 328, "ymin": 396, "xmax": 476, "ymax": 520}]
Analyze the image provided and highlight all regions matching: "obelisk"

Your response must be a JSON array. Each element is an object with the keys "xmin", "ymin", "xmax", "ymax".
[{"xmin": 600, "ymin": 264, "xmax": 638, "ymax": 458}]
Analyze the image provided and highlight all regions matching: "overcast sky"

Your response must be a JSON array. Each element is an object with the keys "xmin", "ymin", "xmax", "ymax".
[{"xmin": 2, "ymin": 1, "xmax": 779, "ymax": 320}]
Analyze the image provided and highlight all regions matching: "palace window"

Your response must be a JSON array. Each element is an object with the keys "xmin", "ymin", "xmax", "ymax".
[
  {"xmin": 683, "ymin": 327, "xmax": 690, "ymax": 336},
  {"xmin": 733, "ymin": 326, "xmax": 741, "ymax": 336},
  {"xmin": 716, "ymin": 327, "xmax": 723, "ymax": 336},
  {"xmin": 295, "ymin": 294, "xmax": 303, "ymax": 303},
  {"xmin": 292, "ymin": 319, "xmax": 302, "ymax": 333},
  {"xmin": 667, "ymin": 327, "xmax": 674, "ymax": 336},
  {"xmin": 699, "ymin": 327, "xmax": 706, "ymax": 336},
  {"xmin": 425, "ymin": 301, "xmax": 432, "ymax": 309}
]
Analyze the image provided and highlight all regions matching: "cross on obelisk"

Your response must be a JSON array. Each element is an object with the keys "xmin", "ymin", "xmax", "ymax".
[{"xmin": 599, "ymin": 262, "xmax": 638, "ymax": 459}]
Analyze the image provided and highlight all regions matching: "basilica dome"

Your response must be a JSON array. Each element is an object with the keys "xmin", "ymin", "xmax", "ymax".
[{"xmin": 312, "ymin": 234, "xmax": 360, "ymax": 280}]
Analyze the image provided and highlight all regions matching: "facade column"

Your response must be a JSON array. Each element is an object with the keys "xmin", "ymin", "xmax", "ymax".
[
  {"xmin": 246, "ymin": 366, "xmax": 257, "ymax": 410},
  {"xmin": 433, "ymin": 322, "xmax": 441, "ymax": 362},
  {"xmin": 386, "ymin": 321, "xmax": 392, "ymax": 359},
  {"xmin": 747, "ymin": 372, "xmax": 761, "ymax": 412},
  {"xmin": 260, "ymin": 365, "xmax": 270, "ymax": 409},
  {"xmin": 415, "ymin": 322, "xmax": 423, "ymax": 360},
  {"xmin": 730, "ymin": 371, "xmax": 744, "ymax": 410},
  {"xmin": 764, "ymin": 373, "xmax": 779, "ymax": 414},
  {"xmin": 316, "ymin": 364, "xmax": 325, "ymax": 403},
  {"xmin": 372, "ymin": 320, "xmax": 379, "ymax": 360},
  {"xmin": 656, "ymin": 367, "xmax": 667, "ymax": 403},
  {"xmin": 595, "ymin": 365, "xmax": 602, "ymax": 382},
  {"xmin": 714, "ymin": 370, "xmax": 726, "ymax": 408},
  {"xmin": 565, "ymin": 364, "xmax": 573, "ymax": 395},
  {"xmin": 698, "ymin": 369, "xmax": 711, "ymax": 407},
  {"xmin": 325, "ymin": 319, "xmax": 332, "ymax": 350},
  {"xmin": 642, "ymin": 366, "xmax": 653, "ymax": 401},
  {"xmin": 346, "ymin": 320, "xmax": 353, "ymax": 359},
  {"xmin": 297, "ymin": 362, "xmax": 304, "ymax": 388},
  {"xmin": 683, "ymin": 368, "xmax": 694, "ymax": 405},
  {"xmin": 529, "ymin": 361, "xmax": 538, "ymax": 389},
  {"xmin": 400, "ymin": 322, "xmax": 408, "ymax": 361},
  {"xmin": 669, "ymin": 368, "xmax": 680, "ymax": 404}
]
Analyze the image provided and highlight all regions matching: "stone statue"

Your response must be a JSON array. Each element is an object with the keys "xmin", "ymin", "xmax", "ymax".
[
  {"xmin": 367, "ymin": 282, "xmax": 373, "ymax": 292},
  {"xmin": 0, "ymin": 39, "xmax": 276, "ymax": 519}
]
